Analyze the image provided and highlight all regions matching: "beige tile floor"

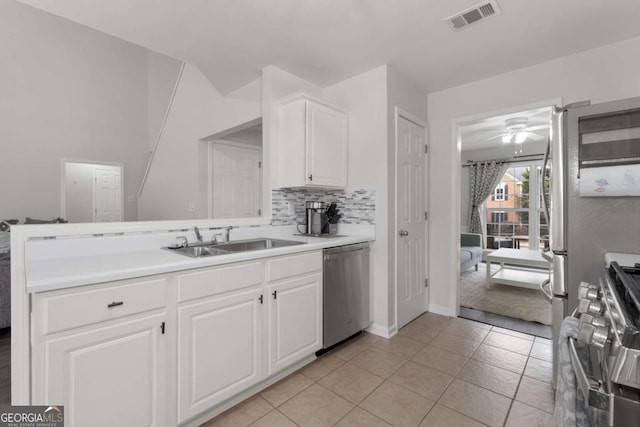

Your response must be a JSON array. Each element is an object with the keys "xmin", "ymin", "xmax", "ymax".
[{"xmin": 202, "ymin": 313, "xmax": 555, "ymax": 427}]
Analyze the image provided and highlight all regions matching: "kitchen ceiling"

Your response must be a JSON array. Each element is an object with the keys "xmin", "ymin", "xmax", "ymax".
[{"xmin": 17, "ymin": 0, "xmax": 640, "ymax": 94}]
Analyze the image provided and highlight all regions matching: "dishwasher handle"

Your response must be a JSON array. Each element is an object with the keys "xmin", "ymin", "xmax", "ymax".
[{"xmin": 324, "ymin": 246, "xmax": 370, "ymax": 261}]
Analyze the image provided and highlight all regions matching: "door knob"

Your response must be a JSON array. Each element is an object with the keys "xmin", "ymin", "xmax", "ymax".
[{"xmin": 399, "ymin": 230, "xmax": 409, "ymax": 237}]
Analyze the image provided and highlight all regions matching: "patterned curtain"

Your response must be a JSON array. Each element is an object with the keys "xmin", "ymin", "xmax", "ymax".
[{"xmin": 468, "ymin": 161, "xmax": 504, "ymax": 235}]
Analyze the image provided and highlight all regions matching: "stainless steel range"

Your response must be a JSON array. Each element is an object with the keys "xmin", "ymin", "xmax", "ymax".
[{"xmin": 570, "ymin": 253, "xmax": 640, "ymax": 426}]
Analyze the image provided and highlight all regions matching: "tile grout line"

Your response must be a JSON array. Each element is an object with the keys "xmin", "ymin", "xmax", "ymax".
[
  {"xmin": 247, "ymin": 407, "xmax": 299, "ymax": 427},
  {"xmin": 347, "ymin": 318, "xmax": 446, "ymax": 426},
  {"xmin": 261, "ymin": 374, "xmax": 314, "ymax": 410},
  {"xmin": 502, "ymin": 371, "xmax": 526, "ymax": 427},
  {"xmin": 438, "ymin": 321, "xmax": 524, "ymax": 427},
  {"xmin": 419, "ymin": 320, "xmax": 490, "ymax": 426}
]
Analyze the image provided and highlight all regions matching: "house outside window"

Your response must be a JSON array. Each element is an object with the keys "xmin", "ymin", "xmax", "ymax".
[{"xmin": 485, "ymin": 163, "xmax": 550, "ymax": 250}]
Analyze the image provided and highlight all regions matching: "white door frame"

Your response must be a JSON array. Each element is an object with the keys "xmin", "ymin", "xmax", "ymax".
[
  {"xmin": 60, "ymin": 159, "xmax": 124, "ymax": 222},
  {"xmin": 208, "ymin": 140, "xmax": 263, "ymax": 219},
  {"xmin": 394, "ymin": 107, "xmax": 429, "ymax": 330},
  {"xmin": 451, "ymin": 97, "xmax": 562, "ymax": 316}
]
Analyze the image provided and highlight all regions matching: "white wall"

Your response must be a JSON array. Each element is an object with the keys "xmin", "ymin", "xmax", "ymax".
[
  {"xmin": 138, "ymin": 65, "xmax": 262, "ymax": 220},
  {"xmin": 0, "ymin": 0, "xmax": 180, "ymax": 222},
  {"xmin": 427, "ymin": 35, "xmax": 640, "ymax": 315},
  {"xmin": 323, "ymin": 66, "xmax": 391, "ymax": 334}
]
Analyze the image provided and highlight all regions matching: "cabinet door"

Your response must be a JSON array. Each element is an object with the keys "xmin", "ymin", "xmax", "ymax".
[
  {"xmin": 41, "ymin": 313, "xmax": 166, "ymax": 427},
  {"xmin": 305, "ymin": 100, "xmax": 348, "ymax": 188},
  {"xmin": 177, "ymin": 287, "xmax": 263, "ymax": 423},
  {"xmin": 268, "ymin": 273, "xmax": 322, "ymax": 374}
]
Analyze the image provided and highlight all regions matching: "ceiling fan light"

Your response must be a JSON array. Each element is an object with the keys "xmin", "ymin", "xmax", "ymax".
[
  {"xmin": 515, "ymin": 132, "xmax": 527, "ymax": 144},
  {"xmin": 502, "ymin": 134, "xmax": 512, "ymax": 143}
]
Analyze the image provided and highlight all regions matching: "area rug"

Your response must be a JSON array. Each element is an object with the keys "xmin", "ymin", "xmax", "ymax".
[{"xmin": 459, "ymin": 263, "xmax": 552, "ymax": 326}]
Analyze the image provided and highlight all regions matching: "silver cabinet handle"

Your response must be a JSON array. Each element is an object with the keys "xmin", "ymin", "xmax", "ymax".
[{"xmin": 398, "ymin": 230, "xmax": 409, "ymax": 237}]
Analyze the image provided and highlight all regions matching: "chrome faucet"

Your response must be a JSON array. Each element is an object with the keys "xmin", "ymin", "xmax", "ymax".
[
  {"xmin": 212, "ymin": 226, "xmax": 233, "ymax": 244},
  {"xmin": 172, "ymin": 236, "xmax": 188, "ymax": 249},
  {"xmin": 194, "ymin": 226, "xmax": 203, "ymax": 243}
]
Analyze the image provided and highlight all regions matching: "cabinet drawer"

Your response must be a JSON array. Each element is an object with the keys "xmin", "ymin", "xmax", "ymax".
[
  {"xmin": 178, "ymin": 261, "xmax": 263, "ymax": 302},
  {"xmin": 268, "ymin": 251, "xmax": 322, "ymax": 282},
  {"xmin": 35, "ymin": 278, "xmax": 166, "ymax": 334}
]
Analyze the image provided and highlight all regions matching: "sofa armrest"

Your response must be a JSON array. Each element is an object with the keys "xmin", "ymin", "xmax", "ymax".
[{"xmin": 461, "ymin": 233, "xmax": 482, "ymax": 248}]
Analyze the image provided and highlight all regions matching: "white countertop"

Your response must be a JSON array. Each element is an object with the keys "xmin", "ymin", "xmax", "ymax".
[{"xmin": 24, "ymin": 225, "xmax": 374, "ymax": 293}]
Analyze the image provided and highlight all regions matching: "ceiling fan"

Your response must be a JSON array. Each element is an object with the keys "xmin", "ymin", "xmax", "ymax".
[{"xmin": 497, "ymin": 117, "xmax": 548, "ymax": 144}]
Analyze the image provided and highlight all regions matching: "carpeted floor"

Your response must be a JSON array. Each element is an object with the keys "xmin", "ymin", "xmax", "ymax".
[{"xmin": 459, "ymin": 263, "xmax": 551, "ymax": 326}]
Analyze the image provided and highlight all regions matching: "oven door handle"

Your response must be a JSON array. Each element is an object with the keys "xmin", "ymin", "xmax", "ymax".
[{"xmin": 567, "ymin": 337, "xmax": 610, "ymax": 411}]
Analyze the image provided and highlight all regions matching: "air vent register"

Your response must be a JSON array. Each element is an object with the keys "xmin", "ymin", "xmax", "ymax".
[{"xmin": 445, "ymin": 1, "xmax": 501, "ymax": 31}]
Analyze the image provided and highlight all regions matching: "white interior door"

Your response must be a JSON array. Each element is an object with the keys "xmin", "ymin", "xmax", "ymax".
[
  {"xmin": 396, "ymin": 113, "xmax": 428, "ymax": 329},
  {"xmin": 212, "ymin": 143, "xmax": 262, "ymax": 218},
  {"xmin": 93, "ymin": 166, "xmax": 122, "ymax": 222}
]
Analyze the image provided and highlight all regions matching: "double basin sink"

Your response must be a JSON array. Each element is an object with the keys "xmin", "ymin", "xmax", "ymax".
[{"xmin": 166, "ymin": 238, "xmax": 306, "ymax": 258}]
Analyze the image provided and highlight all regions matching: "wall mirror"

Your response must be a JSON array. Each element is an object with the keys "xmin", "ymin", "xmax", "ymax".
[
  {"xmin": 1, "ymin": 1, "xmax": 265, "ymax": 225},
  {"xmin": 201, "ymin": 119, "xmax": 263, "ymax": 219},
  {"xmin": 62, "ymin": 160, "xmax": 124, "ymax": 223}
]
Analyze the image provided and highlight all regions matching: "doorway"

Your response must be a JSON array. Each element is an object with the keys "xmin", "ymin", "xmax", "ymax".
[
  {"xmin": 395, "ymin": 108, "xmax": 429, "ymax": 329},
  {"xmin": 457, "ymin": 104, "xmax": 554, "ymax": 337},
  {"xmin": 210, "ymin": 141, "xmax": 262, "ymax": 218},
  {"xmin": 62, "ymin": 161, "xmax": 123, "ymax": 223}
]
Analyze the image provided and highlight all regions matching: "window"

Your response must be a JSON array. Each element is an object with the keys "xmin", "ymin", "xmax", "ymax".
[
  {"xmin": 486, "ymin": 162, "xmax": 549, "ymax": 250},
  {"xmin": 493, "ymin": 183, "xmax": 508, "ymax": 201},
  {"xmin": 491, "ymin": 211, "xmax": 508, "ymax": 223}
]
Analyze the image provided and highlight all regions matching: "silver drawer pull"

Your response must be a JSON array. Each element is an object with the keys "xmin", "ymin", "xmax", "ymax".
[{"xmin": 107, "ymin": 301, "xmax": 124, "ymax": 308}]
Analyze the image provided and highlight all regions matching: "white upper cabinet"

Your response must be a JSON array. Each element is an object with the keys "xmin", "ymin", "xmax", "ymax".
[{"xmin": 278, "ymin": 94, "xmax": 348, "ymax": 188}]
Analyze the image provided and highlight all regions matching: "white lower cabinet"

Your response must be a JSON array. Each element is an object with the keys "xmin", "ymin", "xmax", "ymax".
[
  {"xmin": 177, "ymin": 286, "xmax": 263, "ymax": 423},
  {"xmin": 31, "ymin": 250, "xmax": 323, "ymax": 427},
  {"xmin": 32, "ymin": 277, "xmax": 168, "ymax": 427},
  {"xmin": 43, "ymin": 314, "xmax": 166, "ymax": 427},
  {"xmin": 268, "ymin": 273, "xmax": 322, "ymax": 375}
]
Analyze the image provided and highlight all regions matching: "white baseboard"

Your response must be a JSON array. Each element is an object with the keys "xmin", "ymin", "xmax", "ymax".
[
  {"xmin": 366, "ymin": 322, "xmax": 397, "ymax": 338},
  {"xmin": 428, "ymin": 303, "xmax": 454, "ymax": 317}
]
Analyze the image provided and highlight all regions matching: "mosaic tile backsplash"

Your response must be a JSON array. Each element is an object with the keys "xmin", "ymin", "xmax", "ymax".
[{"xmin": 271, "ymin": 188, "xmax": 376, "ymax": 226}]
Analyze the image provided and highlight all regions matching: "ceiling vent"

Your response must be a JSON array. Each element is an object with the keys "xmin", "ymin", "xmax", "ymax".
[{"xmin": 445, "ymin": 1, "xmax": 501, "ymax": 31}]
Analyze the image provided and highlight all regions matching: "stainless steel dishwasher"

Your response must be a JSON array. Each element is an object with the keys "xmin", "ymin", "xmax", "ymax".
[{"xmin": 322, "ymin": 243, "xmax": 370, "ymax": 350}]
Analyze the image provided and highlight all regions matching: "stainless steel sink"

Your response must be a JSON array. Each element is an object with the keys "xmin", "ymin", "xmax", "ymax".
[
  {"xmin": 169, "ymin": 245, "xmax": 231, "ymax": 258},
  {"xmin": 213, "ymin": 238, "xmax": 305, "ymax": 252},
  {"xmin": 165, "ymin": 238, "xmax": 305, "ymax": 258}
]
